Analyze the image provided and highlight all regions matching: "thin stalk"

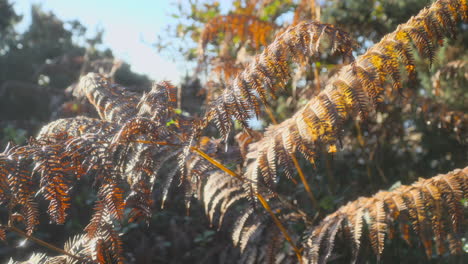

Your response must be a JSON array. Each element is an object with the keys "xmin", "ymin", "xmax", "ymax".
[
  {"xmin": 257, "ymin": 194, "xmax": 303, "ymax": 263},
  {"xmin": 192, "ymin": 146, "xmax": 303, "ymax": 262},
  {"xmin": 291, "ymin": 154, "xmax": 318, "ymax": 209},
  {"xmin": 265, "ymin": 105, "xmax": 278, "ymax": 124},
  {"xmin": 132, "ymin": 139, "xmax": 305, "ymax": 262}
]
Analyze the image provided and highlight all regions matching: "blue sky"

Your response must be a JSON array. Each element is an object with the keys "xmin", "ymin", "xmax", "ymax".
[{"xmin": 13, "ymin": 0, "xmax": 183, "ymax": 83}]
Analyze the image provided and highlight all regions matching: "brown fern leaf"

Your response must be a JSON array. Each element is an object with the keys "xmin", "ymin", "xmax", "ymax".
[
  {"xmin": 137, "ymin": 81, "xmax": 177, "ymax": 125},
  {"xmin": 99, "ymin": 179, "xmax": 125, "ymax": 221},
  {"xmin": 22, "ymin": 198, "xmax": 39, "ymax": 235},
  {"xmin": 0, "ymin": 150, "xmax": 11, "ymax": 205},
  {"xmin": 91, "ymin": 223, "xmax": 124, "ymax": 264},
  {"xmin": 78, "ymin": 73, "xmax": 140, "ymax": 124},
  {"xmin": 199, "ymin": 14, "xmax": 277, "ymax": 57},
  {"xmin": 242, "ymin": 0, "xmax": 466, "ymax": 193},
  {"xmin": 302, "ymin": 167, "xmax": 467, "ymax": 263},
  {"xmin": 202, "ymin": 171, "xmax": 248, "ymax": 227},
  {"xmin": 32, "ymin": 144, "xmax": 74, "ymax": 224},
  {"xmin": 28, "ymin": 233, "xmax": 120, "ymax": 263},
  {"xmin": 85, "ymin": 200, "xmax": 107, "ymax": 238},
  {"xmin": 204, "ymin": 20, "xmax": 355, "ymax": 139},
  {"xmin": 0, "ymin": 73, "xmax": 198, "ymax": 262},
  {"xmin": 4, "ymin": 145, "xmax": 36, "ymax": 205}
]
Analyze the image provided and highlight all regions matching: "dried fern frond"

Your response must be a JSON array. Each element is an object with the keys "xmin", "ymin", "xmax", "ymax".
[
  {"xmin": 302, "ymin": 167, "xmax": 467, "ymax": 263},
  {"xmin": 78, "ymin": 73, "xmax": 140, "ymax": 124},
  {"xmin": 242, "ymin": 0, "xmax": 466, "ymax": 193},
  {"xmin": 199, "ymin": 14, "xmax": 277, "ymax": 57},
  {"xmin": 201, "ymin": 169, "xmax": 299, "ymax": 263},
  {"xmin": 0, "ymin": 74, "xmax": 196, "ymax": 263},
  {"xmin": 204, "ymin": 20, "xmax": 355, "ymax": 139}
]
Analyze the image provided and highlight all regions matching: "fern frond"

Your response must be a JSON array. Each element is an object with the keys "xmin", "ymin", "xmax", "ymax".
[
  {"xmin": 78, "ymin": 73, "xmax": 140, "ymax": 124},
  {"xmin": 199, "ymin": 14, "xmax": 277, "ymax": 57},
  {"xmin": 0, "ymin": 72, "xmax": 197, "ymax": 262},
  {"xmin": 137, "ymin": 81, "xmax": 177, "ymax": 124},
  {"xmin": 32, "ymin": 144, "xmax": 74, "ymax": 224},
  {"xmin": 302, "ymin": 167, "xmax": 467, "ymax": 263},
  {"xmin": 204, "ymin": 20, "xmax": 355, "ymax": 139},
  {"xmin": 242, "ymin": 0, "xmax": 466, "ymax": 193}
]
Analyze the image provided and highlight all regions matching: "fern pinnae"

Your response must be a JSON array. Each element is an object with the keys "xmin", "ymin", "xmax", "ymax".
[
  {"xmin": 420, "ymin": 180, "xmax": 446, "ymax": 255},
  {"xmin": 239, "ymin": 220, "xmax": 264, "ymax": 252},
  {"xmin": 203, "ymin": 21, "xmax": 355, "ymax": 138},
  {"xmin": 350, "ymin": 206, "xmax": 364, "ymax": 262},
  {"xmin": 302, "ymin": 167, "xmax": 467, "ymax": 262},
  {"xmin": 79, "ymin": 73, "xmax": 139, "ymax": 124},
  {"xmin": 237, "ymin": 0, "xmax": 466, "ymax": 198},
  {"xmin": 412, "ymin": 188, "xmax": 434, "ymax": 257},
  {"xmin": 322, "ymin": 215, "xmax": 344, "ymax": 263},
  {"xmin": 438, "ymin": 175, "xmax": 464, "ymax": 235},
  {"xmin": 232, "ymin": 207, "xmax": 255, "ymax": 247},
  {"xmin": 217, "ymin": 191, "xmax": 249, "ymax": 228},
  {"xmin": 305, "ymin": 215, "xmax": 338, "ymax": 264},
  {"xmin": 208, "ymin": 185, "xmax": 243, "ymax": 224},
  {"xmin": 369, "ymin": 200, "xmax": 386, "ymax": 257}
]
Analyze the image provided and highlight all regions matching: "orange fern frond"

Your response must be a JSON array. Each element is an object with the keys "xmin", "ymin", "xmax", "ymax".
[
  {"xmin": 78, "ymin": 73, "xmax": 140, "ymax": 124},
  {"xmin": 302, "ymin": 167, "xmax": 467, "ymax": 263},
  {"xmin": 199, "ymin": 14, "xmax": 277, "ymax": 57},
  {"xmin": 0, "ymin": 73, "xmax": 196, "ymax": 262},
  {"xmin": 242, "ymin": 0, "xmax": 466, "ymax": 193},
  {"xmin": 204, "ymin": 20, "xmax": 355, "ymax": 139}
]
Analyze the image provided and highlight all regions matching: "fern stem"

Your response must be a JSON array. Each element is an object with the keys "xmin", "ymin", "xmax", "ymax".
[
  {"xmin": 191, "ymin": 146, "xmax": 303, "ymax": 262},
  {"xmin": 265, "ymin": 105, "xmax": 278, "ymax": 124},
  {"xmin": 291, "ymin": 154, "xmax": 319, "ymax": 209},
  {"xmin": 6, "ymin": 225, "xmax": 89, "ymax": 263},
  {"xmin": 256, "ymin": 193, "xmax": 304, "ymax": 263},
  {"xmin": 190, "ymin": 146, "xmax": 241, "ymax": 180},
  {"xmin": 132, "ymin": 139, "xmax": 304, "ymax": 261}
]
